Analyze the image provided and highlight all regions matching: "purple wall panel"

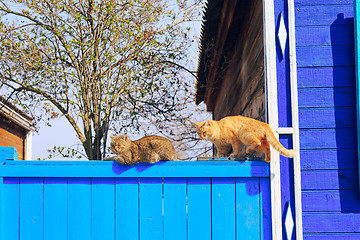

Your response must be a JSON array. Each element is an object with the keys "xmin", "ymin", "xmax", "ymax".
[
  {"xmin": 299, "ymin": 107, "xmax": 356, "ymax": 129},
  {"xmin": 297, "ymin": 67, "xmax": 355, "ymax": 88},
  {"xmin": 299, "ymin": 128, "xmax": 357, "ymax": 149},
  {"xmin": 295, "ymin": 5, "xmax": 354, "ymax": 27},
  {"xmin": 302, "ymin": 190, "xmax": 360, "ymax": 212},
  {"xmin": 295, "ymin": 0, "xmax": 360, "ymax": 238},
  {"xmin": 275, "ymin": 0, "xmax": 292, "ymax": 128},
  {"xmin": 300, "ymin": 149, "xmax": 358, "ymax": 170},
  {"xmin": 279, "ymin": 135, "xmax": 296, "ymax": 240}
]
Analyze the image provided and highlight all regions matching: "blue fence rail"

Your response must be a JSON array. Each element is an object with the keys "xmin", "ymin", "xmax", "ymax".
[{"xmin": 0, "ymin": 155, "xmax": 271, "ymax": 240}]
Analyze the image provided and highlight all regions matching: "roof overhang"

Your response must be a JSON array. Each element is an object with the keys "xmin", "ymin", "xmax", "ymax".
[{"xmin": 0, "ymin": 98, "xmax": 35, "ymax": 132}]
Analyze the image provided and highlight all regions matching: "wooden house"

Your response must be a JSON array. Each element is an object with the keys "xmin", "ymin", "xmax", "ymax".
[
  {"xmin": 196, "ymin": 0, "xmax": 360, "ymax": 239},
  {"xmin": 0, "ymin": 96, "xmax": 34, "ymax": 160}
]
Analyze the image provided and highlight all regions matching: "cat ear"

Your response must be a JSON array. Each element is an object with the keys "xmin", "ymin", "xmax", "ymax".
[
  {"xmin": 123, "ymin": 134, "xmax": 128, "ymax": 140},
  {"xmin": 110, "ymin": 135, "xmax": 115, "ymax": 140},
  {"xmin": 204, "ymin": 120, "xmax": 212, "ymax": 126},
  {"xmin": 193, "ymin": 122, "xmax": 200, "ymax": 126}
]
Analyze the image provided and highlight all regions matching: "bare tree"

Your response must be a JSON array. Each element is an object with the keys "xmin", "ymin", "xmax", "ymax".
[{"xmin": 0, "ymin": 0, "xmax": 207, "ymax": 160}]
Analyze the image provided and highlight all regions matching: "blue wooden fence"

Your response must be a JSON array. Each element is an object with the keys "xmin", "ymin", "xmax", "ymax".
[{"xmin": 0, "ymin": 152, "xmax": 271, "ymax": 240}]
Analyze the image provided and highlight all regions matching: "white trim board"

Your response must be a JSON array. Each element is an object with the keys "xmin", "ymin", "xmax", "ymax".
[
  {"xmin": 0, "ymin": 102, "xmax": 35, "ymax": 132},
  {"xmin": 263, "ymin": 0, "xmax": 282, "ymax": 239},
  {"xmin": 263, "ymin": 0, "xmax": 303, "ymax": 239},
  {"xmin": 288, "ymin": 0, "xmax": 303, "ymax": 238}
]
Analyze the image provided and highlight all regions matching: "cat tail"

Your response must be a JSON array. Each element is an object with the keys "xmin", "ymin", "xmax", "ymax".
[{"xmin": 265, "ymin": 129, "xmax": 299, "ymax": 158}]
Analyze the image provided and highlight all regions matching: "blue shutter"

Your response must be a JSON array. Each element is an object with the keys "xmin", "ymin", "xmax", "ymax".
[{"xmin": 354, "ymin": 0, "xmax": 360, "ymax": 191}]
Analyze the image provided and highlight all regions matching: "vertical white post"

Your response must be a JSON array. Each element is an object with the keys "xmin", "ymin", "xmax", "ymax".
[
  {"xmin": 24, "ymin": 131, "xmax": 33, "ymax": 160},
  {"xmin": 263, "ymin": 0, "xmax": 282, "ymax": 239},
  {"xmin": 287, "ymin": 0, "xmax": 303, "ymax": 239}
]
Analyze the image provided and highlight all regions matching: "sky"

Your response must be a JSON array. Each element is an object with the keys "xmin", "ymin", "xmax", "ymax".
[{"xmin": 32, "ymin": 117, "xmax": 84, "ymax": 160}]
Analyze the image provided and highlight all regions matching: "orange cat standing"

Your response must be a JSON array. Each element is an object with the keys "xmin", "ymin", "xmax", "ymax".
[{"xmin": 194, "ymin": 115, "xmax": 298, "ymax": 162}]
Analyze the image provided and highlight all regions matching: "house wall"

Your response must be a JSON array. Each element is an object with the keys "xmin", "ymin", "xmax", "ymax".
[
  {"xmin": 209, "ymin": 0, "xmax": 265, "ymax": 157},
  {"xmin": 295, "ymin": 0, "xmax": 360, "ymax": 238},
  {"xmin": 0, "ymin": 114, "xmax": 25, "ymax": 160},
  {"xmin": 213, "ymin": 0, "xmax": 265, "ymax": 123}
]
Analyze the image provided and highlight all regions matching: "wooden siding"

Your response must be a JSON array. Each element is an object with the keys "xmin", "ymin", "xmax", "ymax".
[
  {"xmin": 0, "ymin": 114, "xmax": 25, "ymax": 160},
  {"xmin": 295, "ymin": 0, "xmax": 360, "ymax": 239},
  {"xmin": 0, "ymin": 159, "xmax": 271, "ymax": 240},
  {"xmin": 212, "ymin": 0, "xmax": 265, "ymax": 122}
]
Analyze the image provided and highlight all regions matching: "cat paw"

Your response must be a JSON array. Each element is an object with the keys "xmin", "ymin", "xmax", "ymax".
[{"xmin": 229, "ymin": 153, "xmax": 241, "ymax": 158}]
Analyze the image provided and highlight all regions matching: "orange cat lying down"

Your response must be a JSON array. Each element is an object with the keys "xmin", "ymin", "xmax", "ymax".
[{"xmin": 194, "ymin": 115, "xmax": 298, "ymax": 162}]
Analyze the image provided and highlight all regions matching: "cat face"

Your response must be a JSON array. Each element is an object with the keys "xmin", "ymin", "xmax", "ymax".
[
  {"xmin": 110, "ymin": 135, "xmax": 131, "ymax": 154},
  {"xmin": 194, "ymin": 120, "xmax": 214, "ymax": 140}
]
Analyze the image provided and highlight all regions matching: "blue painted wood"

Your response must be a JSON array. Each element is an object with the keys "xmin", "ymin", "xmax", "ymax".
[
  {"xmin": 302, "ymin": 190, "xmax": 360, "ymax": 212},
  {"xmin": 3, "ymin": 178, "xmax": 19, "ymax": 240},
  {"xmin": 235, "ymin": 178, "xmax": 260, "ymax": 240},
  {"xmin": 91, "ymin": 178, "xmax": 115, "ymax": 240},
  {"xmin": 303, "ymin": 233, "xmax": 360, "ymax": 239},
  {"xmin": 300, "ymin": 149, "xmax": 358, "ymax": 170},
  {"xmin": 295, "ymin": 24, "xmax": 354, "ymax": 47},
  {"xmin": 163, "ymin": 177, "xmax": 187, "ymax": 240},
  {"xmin": 19, "ymin": 177, "xmax": 44, "ymax": 240},
  {"xmin": 67, "ymin": 178, "xmax": 91, "ymax": 240},
  {"xmin": 0, "ymin": 147, "xmax": 18, "ymax": 161},
  {"xmin": 0, "ymin": 160, "xmax": 270, "ymax": 178},
  {"xmin": 260, "ymin": 178, "xmax": 271, "ymax": 240},
  {"xmin": 294, "ymin": 2, "xmax": 359, "ymax": 239},
  {"xmin": 354, "ymin": 0, "xmax": 360, "ymax": 193},
  {"xmin": 295, "ymin": 0, "xmax": 353, "ymax": 5},
  {"xmin": 301, "ymin": 170, "xmax": 359, "ymax": 190},
  {"xmin": 0, "ymin": 161, "xmax": 271, "ymax": 240},
  {"xmin": 139, "ymin": 178, "xmax": 163, "ymax": 240},
  {"xmin": 212, "ymin": 177, "xmax": 236, "ymax": 240},
  {"xmin": 296, "ymin": 25, "xmax": 354, "ymax": 47},
  {"xmin": 115, "ymin": 177, "xmax": 139, "ymax": 240},
  {"xmin": 299, "ymin": 107, "xmax": 356, "ymax": 129},
  {"xmin": 303, "ymin": 213, "xmax": 360, "ymax": 232},
  {"xmin": 298, "ymin": 87, "xmax": 355, "ymax": 108},
  {"xmin": 274, "ymin": 1, "xmax": 292, "ymax": 128},
  {"xmin": 187, "ymin": 177, "xmax": 211, "ymax": 240},
  {"xmin": 297, "ymin": 67, "xmax": 355, "ymax": 88},
  {"xmin": 44, "ymin": 178, "xmax": 67, "ymax": 240},
  {"xmin": 299, "ymin": 128, "xmax": 357, "ymax": 149},
  {"xmin": 0, "ymin": 177, "xmax": 2, "ymax": 240},
  {"xmin": 279, "ymin": 135, "xmax": 296, "ymax": 240},
  {"xmin": 295, "ymin": 5, "xmax": 354, "ymax": 27},
  {"xmin": 297, "ymin": 45, "xmax": 354, "ymax": 67}
]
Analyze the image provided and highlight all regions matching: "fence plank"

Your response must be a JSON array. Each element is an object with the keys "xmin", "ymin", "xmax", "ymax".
[
  {"xmin": 116, "ymin": 177, "xmax": 139, "ymax": 240},
  {"xmin": 0, "ymin": 160, "xmax": 271, "ymax": 240},
  {"xmin": 92, "ymin": 178, "xmax": 115, "ymax": 240},
  {"xmin": 19, "ymin": 177, "xmax": 44, "ymax": 240},
  {"xmin": 139, "ymin": 178, "xmax": 163, "ymax": 240},
  {"xmin": 212, "ymin": 177, "xmax": 236, "ymax": 240},
  {"xmin": 188, "ymin": 177, "xmax": 211, "ymax": 240},
  {"xmin": 68, "ymin": 178, "xmax": 91, "ymax": 240},
  {"xmin": 3, "ymin": 178, "xmax": 20, "ymax": 240},
  {"xmin": 163, "ymin": 177, "xmax": 187, "ymax": 240},
  {"xmin": 236, "ymin": 178, "xmax": 260, "ymax": 240},
  {"xmin": 260, "ymin": 178, "xmax": 272, "ymax": 240},
  {"xmin": 0, "ymin": 160, "xmax": 269, "ymax": 178},
  {"xmin": 44, "ymin": 178, "xmax": 67, "ymax": 240}
]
